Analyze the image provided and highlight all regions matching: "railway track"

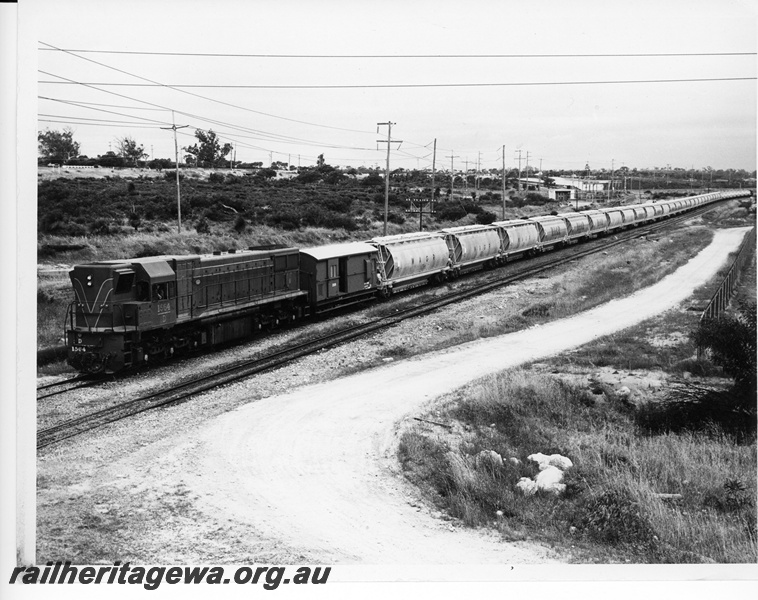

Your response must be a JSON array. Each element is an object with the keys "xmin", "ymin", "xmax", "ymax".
[
  {"xmin": 36, "ymin": 375, "xmax": 100, "ymax": 400},
  {"xmin": 36, "ymin": 205, "xmax": 718, "ymax": 449}
]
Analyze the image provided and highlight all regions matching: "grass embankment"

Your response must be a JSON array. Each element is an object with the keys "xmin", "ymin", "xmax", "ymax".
[
  {"xmin": 398, "ymin": 219, "xmax": 757, "ymax": 563},
  {"xmin": 399, "ymin": 369, "xmax": 756, "ymax": 563}
]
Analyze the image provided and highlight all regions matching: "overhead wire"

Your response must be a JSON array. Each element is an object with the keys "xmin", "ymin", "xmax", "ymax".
[
  {"xmin": 39, "ymin": 41, "xmax": 376, "ymax": 135},
  {"xmin": 37, "ymin": 73, "xmax": 387, "ymax": 154},
  {"xmin": 38, "ymin": 48, "xmax": 757, "ymax": 58},
  {"xmin": 39, "ymin": 76, "xmax": 757, "ymax": 89}
]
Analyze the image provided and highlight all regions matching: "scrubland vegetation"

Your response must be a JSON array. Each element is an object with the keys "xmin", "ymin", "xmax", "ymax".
[{"xmin": 399, "ymin": 301, "xmax": 757, "ymax": 564}]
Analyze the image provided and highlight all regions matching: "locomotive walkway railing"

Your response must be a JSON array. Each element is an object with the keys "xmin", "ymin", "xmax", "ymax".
[{"xmin": 700, "ymin": 226, "xmax": 755, "ymax": 322}]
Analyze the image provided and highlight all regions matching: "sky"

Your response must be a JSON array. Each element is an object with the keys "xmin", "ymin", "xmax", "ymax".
[{"xmin": 30, "ymin": 0, "xmax": 758, "ymax": 172}]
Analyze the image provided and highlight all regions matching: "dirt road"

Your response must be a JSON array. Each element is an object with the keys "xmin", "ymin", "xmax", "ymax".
[{"xmin": 162, "ymin": 227, "xmax": 751, "ymax": 564}]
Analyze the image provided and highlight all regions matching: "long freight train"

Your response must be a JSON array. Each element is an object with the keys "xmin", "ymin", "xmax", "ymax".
[{"xmin": 66, "ymin": 190, "xmax": 750, "ymax": 373}]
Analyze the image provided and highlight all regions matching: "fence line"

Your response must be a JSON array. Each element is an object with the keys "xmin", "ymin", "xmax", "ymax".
[{"xmin": 700, "ymin": 226, "xmax": 756, "ymax": 322}]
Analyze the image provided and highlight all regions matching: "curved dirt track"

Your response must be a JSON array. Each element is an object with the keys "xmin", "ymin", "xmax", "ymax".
[{"xmin": 160, "ymin": 228, "xmax": 752, "ymax": 563}]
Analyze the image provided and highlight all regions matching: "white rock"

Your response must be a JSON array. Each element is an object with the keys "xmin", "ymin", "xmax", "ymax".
[
  {"xmin": 617, "ymin": 386, "xmax": 631, "ymax": 397},
  {"xmin": 508, "ymin": 457, "xmax": 521, "ymax": 466},
  {"xmin": 535, "ymin": 465, "xmax": 564, "ymax": 493},
  {"xmin": 547, "ymin": 454, "xmax": 573, "ymax": 470},
  {"xmin": 527, "ymin": 452, "xmax": 573, "ymax": 471},
  {"xmin": 527, "ymin": 452, "xmax": 551, "ymax": 469},
  {"xmin": 516, "ymin": 477, "xmax": 538, "ymax": 496}
]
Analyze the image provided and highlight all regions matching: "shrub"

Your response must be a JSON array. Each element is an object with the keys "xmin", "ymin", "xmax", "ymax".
[
  {"xmin": 128, "ymin": 212, "xmax": 141, "ymax": 231},
  {"xmin": 387, "ymin": 211, "xmax": 405, "ymax": 225},
  {"xmin": 89, "ymin": 219, "xmax": 112, "ymax": 235},
  {"xmin": 436, "ymin": 203, "xmax": 467, "ymax": 221},
  {"xmin": 693, "ymin": 303, "xmax": 756, "ymax": 393},
  {"xmin": 475, "ymin": 211, "xmax": 497, "ymax": 225},
  {"xmin": 575, "ymin": 488, "xmax": 657, "ymax": 545},
  {"xmin": 233, "ymin": 215, "xmax": 247, "ymax": 234},
  {"xmin": 524, "ymin": 192, "xmax": 551, "ymax": 205},
  {"xmin": 195, "ymin": 217, "xmax": 210, "ymax": 234},
  {"xmin": 208, "ymin": 172, "xmax": 225, "ymax": 184},
  {"xmin": 637, "ymin": 303, "xmax": 757, "ymax": 441},
  {"xmin": 361, "ymin": 173, "xmax": 384, "ymax": 187}
]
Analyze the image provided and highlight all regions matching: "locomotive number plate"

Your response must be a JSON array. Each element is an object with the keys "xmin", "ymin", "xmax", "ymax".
[{"xmin": 157, "ymin": 301, "xmax": 171, "ymax": 314}]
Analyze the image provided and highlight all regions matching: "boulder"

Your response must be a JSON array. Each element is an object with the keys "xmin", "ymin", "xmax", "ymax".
[
  {"xmin": 535, "ymin": 466, "xmax": 566, "ymax": 495},
  {"xmin": 527, "ymin": 452, "xmax": 573, "ymax": 471},
  {"xmin": 516, "ymin": 477, "xmax": 538, "ymax": 496}
]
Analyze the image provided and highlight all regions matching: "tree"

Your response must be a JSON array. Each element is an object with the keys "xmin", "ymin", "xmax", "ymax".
[
  {"xmin": 183, "ymin": 129, "xmax": 233, "ymax": 168},
  {"xmin": 38, "ymin": 127, "xmax": 80, "ymax": 164},
  {"xmin": 116, "ymin": 136, "xmax": 148, "ymax": 167}
]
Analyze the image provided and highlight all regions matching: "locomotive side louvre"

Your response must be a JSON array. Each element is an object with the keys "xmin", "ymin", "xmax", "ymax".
[{"xmin": 187, "ymin": 247, "xmax": 304, "ymax": 319}]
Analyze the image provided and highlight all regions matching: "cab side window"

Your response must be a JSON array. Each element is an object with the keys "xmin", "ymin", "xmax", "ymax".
[{"xmin": 152, "ymin": 283, "xmax": 168, "ymax": 300}]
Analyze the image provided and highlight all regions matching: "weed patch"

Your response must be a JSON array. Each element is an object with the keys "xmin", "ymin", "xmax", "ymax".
[{"xmin": 399, "ymin": 369, "xmax": 757, "ymax": 563}]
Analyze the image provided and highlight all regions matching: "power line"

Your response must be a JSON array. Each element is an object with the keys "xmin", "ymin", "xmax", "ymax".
[
  {"xmin": 39, "ymin": 119, "xmax": 162, "ymax": 129},
  {"xmin": 39, "ymin": 76, "xmax": 756, "ymax": 89},
  {"xmin": 37, "ymin": 74, "xmax": 382, "ymax": 153},
  {"xmin": 39, "ymin": 41, "xmax": 375, "ymax": 135},
  {"xmin": 38, "ymin": 48, "xmax": 757, "ymax": 58},
  {"xmin": 39, "ymin": 113, "xmax": 166, "ymax": 126}
]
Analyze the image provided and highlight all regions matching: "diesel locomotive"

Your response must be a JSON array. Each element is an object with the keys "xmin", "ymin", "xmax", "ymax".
[{"xmin": 65, "ymin": 190, "xmax": 750, "ymax": 373}]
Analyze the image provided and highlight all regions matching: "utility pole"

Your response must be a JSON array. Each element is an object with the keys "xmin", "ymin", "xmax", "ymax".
[
  {"xmin": 463, "ymin": 158, "xmax": 469, "ymax": 195},
  {"xmin": 430, "ymin": 138, "xmax": 437, "ymax": 216},
  {"xmin": 161, "ymin": 111, "xmax": 189, "ymax": 233},
  {"xmin": 501, "ymin": 145, "xmax": 507, "ymax": 220},
  {"xmin": 377, "ymin": 121, "xmax": 402, "ymax": 236},
  {"xmin": 515, "ymin": 150, "xmax": 522, "ymax": 192},
  {"xmin": 525, "ymin": 151, "xmax": 531, "ymax": 189},
  {"xmin": 447, "ymin": 151, "xmax": 459, "ymax": 204},
  {"xmin": 476, "ymin": 151, "xmax": 482, "ymax": 191},
  {"xmin": 607, "ymin": 159, "xmax": 614, "ymax": 203}
]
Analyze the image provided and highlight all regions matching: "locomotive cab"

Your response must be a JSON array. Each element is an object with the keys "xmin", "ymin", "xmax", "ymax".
[{"xmin": 67, "ymin": 259, "xmax": 178, "ymax": 373}]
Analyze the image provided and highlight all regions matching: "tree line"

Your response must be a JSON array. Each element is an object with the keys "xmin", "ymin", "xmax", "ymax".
[{"xmin": 38, "ymin": 127, "xmax": 756, "ymax": 189}]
